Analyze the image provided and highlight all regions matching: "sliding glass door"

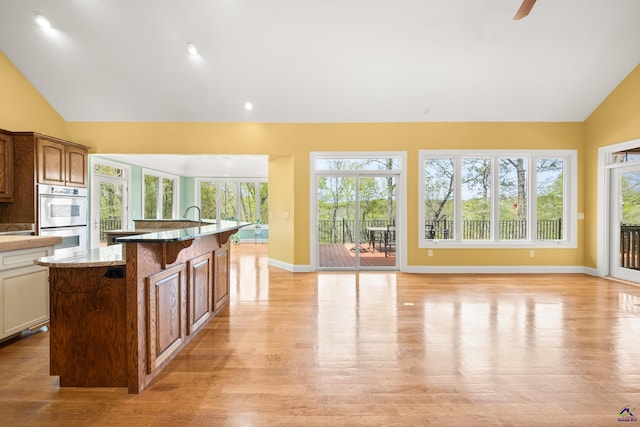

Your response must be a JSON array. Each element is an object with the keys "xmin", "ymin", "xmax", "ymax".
[
  {"xmin": 317, "ymin": 173, "xmax": 397, "ymax": 270},
  {"xmin": 318, "ymin": 175, "xmax": 357, "ymax": 268},
  {"xmin": 610, "ymin": 164, "xmax": 640, "ymax": 282}
]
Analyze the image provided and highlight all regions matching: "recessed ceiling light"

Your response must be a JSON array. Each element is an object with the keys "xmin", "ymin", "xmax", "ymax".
[
  {"xmin": 35, "ymin": 13, "xmax": 51, "ymax": 29},
  {"xmin": 244, "ymin": 102, "xmax": 253, "ymax": 111},
  {"xmin": 186, "ymin": 43, "xmax": 198, "ymax": 56}
]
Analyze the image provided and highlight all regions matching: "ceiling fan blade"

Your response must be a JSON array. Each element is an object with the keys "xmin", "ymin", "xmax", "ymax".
[{"xmin": 514, "ymin": 0, "xmax": 537, "ymax": 20}]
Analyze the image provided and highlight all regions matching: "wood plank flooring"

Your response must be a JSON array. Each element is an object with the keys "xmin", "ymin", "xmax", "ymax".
[{"xmin": 1, "ymin": 243, "xmax": 640, "ymax": 426}]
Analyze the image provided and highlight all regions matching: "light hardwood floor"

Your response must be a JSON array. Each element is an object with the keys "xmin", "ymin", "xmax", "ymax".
[{"xmin": 1, "ymin": 243, "xmax": 640, "ymax": 426}]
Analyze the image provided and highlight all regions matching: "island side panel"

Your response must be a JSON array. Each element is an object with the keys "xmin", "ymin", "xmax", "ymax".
[
  {"xmin": 126, "ymin": 233, "xmax": 227, "ymax": 394},
  {"xmin": 125, "ymin": 241, "xmax": 163, "ymax": 394},
  {"xmin": 49, "ymin": 266, "xmax": 127, "ymax": 387},
  {"xmin": 187, "ymin": 252, "xmax": 213, "ymax": 334},
  {"xmin": 213, "ymin": 239, "xmax": 231, "ymax": 314}
]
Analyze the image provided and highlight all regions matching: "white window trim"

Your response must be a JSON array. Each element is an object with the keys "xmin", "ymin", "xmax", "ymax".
[
  {"xmin": 142, "ymin": 168, "xmax": 179, "ymax": 220},
  {"xmin": 596, "ymin": 137, "xmax": 640, "ymax": 277},
  {"xmin": 313, "ymin": 151, "xmax": 403, "ymax": 173},
  {"xmin": 89, "ymin": 156, "xmax": 132, "ymax": 246},
  {"xmin": 309, "ymin": 151, "xmax": 407, "ymax": 271},
  {"xmin": 419, "ymin": 149, "xmax": 577, "ymax": 249}
]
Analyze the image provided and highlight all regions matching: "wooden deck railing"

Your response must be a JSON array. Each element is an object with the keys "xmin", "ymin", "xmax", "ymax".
[
  {"xmin": 425, "ymin": 219, "xmax": 563, "ymax": 241},
  {"xmin": 318, "ymin": 219, "xmax": 393, "ymax": 244},
  {"xmin": 620, "ymin": 224, "xmax": 640, "ymax": 270},
  {"xmin": 317, "ymin": 218, "xmax": 564, "ymax": 244},
  {"xmin": 99, "ymin": 218, "xmax": 122, "ymax": 242}
]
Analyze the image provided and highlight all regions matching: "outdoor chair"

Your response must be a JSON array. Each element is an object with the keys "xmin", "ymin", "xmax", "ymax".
[{"xmin": 384, "ymin": 224, "xmax": 396, "ymax": 257}]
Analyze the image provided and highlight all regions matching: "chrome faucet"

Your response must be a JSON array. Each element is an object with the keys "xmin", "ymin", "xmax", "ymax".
[{"xmin": 183, "ymin": 205, "xmax": 202, "ymax": 228}]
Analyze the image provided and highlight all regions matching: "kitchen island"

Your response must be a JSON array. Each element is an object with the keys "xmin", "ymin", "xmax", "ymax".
[{"xmin": 36, "ymin": 220, "xmax": 249, "ymax": 393}]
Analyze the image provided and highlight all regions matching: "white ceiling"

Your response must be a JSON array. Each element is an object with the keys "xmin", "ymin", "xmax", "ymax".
[{"xmin": 0, "ymin": 0, "xmax": 639, "ymax": 123}]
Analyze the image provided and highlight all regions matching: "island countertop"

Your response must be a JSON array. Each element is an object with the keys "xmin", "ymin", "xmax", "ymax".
[
  {"xmin": 35, "ymin": 220, "xmax": 250, "ymax": 268},
  {"xmin": 115, "ymin": 220, "xmax": 251, "ymax": 243},
  {"xmin": 36, "ymin": 243, "xmax": 125, "ymax": 268}
]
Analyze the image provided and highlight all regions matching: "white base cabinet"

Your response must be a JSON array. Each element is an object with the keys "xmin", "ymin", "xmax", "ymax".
[{"xmin": 0, "ymin": 246, "xmax": 53, "ymax": 341}]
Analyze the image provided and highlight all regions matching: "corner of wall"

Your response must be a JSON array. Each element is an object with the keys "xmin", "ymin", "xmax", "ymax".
[
  {"xmin": 0, "ymin": 52, "xmax": 67, "ymax": 137},
  {"xmin": 268, "ymin": 155, "xmax": 295, "ymax": 265}
]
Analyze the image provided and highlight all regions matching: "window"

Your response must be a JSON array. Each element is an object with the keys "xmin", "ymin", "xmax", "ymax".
[
  {"xmin": 419, "ymin": 150, "xmax": 576, "ymax": 248},
  {"xmin": 143, "ymin": 170, "xmax": 178, "ymax": 220},
  {"xmin": 315, "ymin": 157, "xmax": 401, "ymax": 171},
  {"xmin": 200, "ymin": 181, "xmax": 217, "ymax": 220},
  {"xmin": 94, "ymin": 163, "xmax": 125, "ymax": 178},
  {"xmin": 197, "ymin": 179, "xmax": 268, "ymax": 224},
  {"xmin": 612, "ymin": 149, "xmax": 640, "ymax": 163},
  {"xmin": 259, "ymin": 182, "xmax": 269, "ymax": 224},
  {"xmin": 220, "ymin": 182, "xmax": 237, "ymax": 220}
]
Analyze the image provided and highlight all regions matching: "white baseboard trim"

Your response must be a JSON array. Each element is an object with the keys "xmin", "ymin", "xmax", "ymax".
[
  {"xmin": 402, "ymin": 265, "xmax": 588, "ymax": 274},
  {"xmin": 264, "ymin": 262, "xmax": 603, "ymax": 275},
  {"xmin": 267, "ymin": 258, "xmax": 313, "ymax": 272},
  {"xmin": 582, "ymin": 267, "xmax": 600, "ymax": 277}
]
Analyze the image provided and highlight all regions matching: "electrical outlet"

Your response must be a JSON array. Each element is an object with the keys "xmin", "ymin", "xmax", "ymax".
[
  {"xmin": 428, "ymin": 250, "xmax": 433, "ymax": 257},
  {"xmin": 530, "ymin": 250, "xmax": 535, "ymax": 257}
]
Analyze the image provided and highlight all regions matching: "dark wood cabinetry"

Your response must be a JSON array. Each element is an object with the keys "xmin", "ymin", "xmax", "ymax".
[
  {"xmin": 36, "ymin": 136, "xmax": 88, "ymax": 187},
  {"xmin": 0, "ymin": 131, "xmax": 89, "ymax": 227},
  {"xmin": 44, "ymin": 223, "xmax": 245, "ymax": 394},
  {"xmin": 187, "ymin": 253, "xmax": 212, "ymax": 334},
  {"xmin": 66, "ymin": 144, "xmax": 88, "ymax": 187},
  {"xmin": 36, "ymin": 138, "xmax": 64, "ymax": 186},
  {"xmin": 49, "ymin": 266, "xmax": 128, "ymax": 387},
  {"xmin": 146, "ymin": 264, "xmax": 187, "ymax": 373},
  {"xmin": 0, "ymin": 130, "xmax": 14, "ymax": 202},
  {"xmin": 213, "ymin": 242, "xmax": 230, "ymax": 312}
]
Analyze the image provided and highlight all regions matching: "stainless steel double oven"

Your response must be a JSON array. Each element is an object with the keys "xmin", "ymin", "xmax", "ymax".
[{"xmin": 38, "ymin": 185, "xmax": 88, "ymax": 256}]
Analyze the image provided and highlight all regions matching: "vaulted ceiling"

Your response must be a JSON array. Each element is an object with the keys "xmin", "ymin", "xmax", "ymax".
[{"xmin": 0, "ymin": 0, "xmax": 639, "ymax": 123}]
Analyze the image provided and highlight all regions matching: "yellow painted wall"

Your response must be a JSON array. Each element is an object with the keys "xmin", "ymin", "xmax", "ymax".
[
  {"xmin": 0, "ymin": 52, "xmax": 67, "ymax": 138},
  {"xmin": 64, "ymin": 121, "xmax": 585, "ymax": 267},
  {"xmin": 268, "ymin": 156, "xmax": 296, "ymax": 265},
  {"xmin": 584, "ymin": 65, "xmax": 640, "ymax": 268},
  {"xmin": 0, "ymin": 52, "xmax": 602, "ymax": 269}
]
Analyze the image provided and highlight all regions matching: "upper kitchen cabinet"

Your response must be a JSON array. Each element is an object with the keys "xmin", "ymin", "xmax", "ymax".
[
  {"xmin": 0, "ymin": 132, "xmax": 89, "ymax": 226},
  {"xmin": 36, "ymin": 136, "xmax": 88, "ymax": 187},
  {"xmin": 0, "ymin": 130, "xmax": 14, "ymax": 201}
]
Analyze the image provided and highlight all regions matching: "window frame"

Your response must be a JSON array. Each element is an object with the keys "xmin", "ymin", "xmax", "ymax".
[
  {"xmin": 195, "ymin": 178, "xmax": 268, "ymax": 225},
  {"xmin": 142, "ymin": 168, "xmax": 179, "ymax": 220},
  {"xmin": 419, "ymin": 149, "xmax": 577, "ymax": 249}
]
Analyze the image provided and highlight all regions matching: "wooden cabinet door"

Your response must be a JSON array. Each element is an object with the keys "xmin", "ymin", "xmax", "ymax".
[
  {"xmin": 187, "ymin": 253, "xmax": 212, "ymax": 335},
  {"xmin": 0, "ymin": 265, "xmax": 49, "ymax": 339},
  {"xmin": 36, "ymin": 138, "xmax": 66, "ymax": 185},
  {"xmin": 65, "ymin": 145, "xmax": 88, "ymax": 187},
  {"xmin": 213, "ymin": 243, "xmax": 230, "ymax": 313},
  {"xmin": 145, "ymin": 264, "xmax": 186, "ymax": 374},
  {"xmin": 0, "ymin": 131, "xmax": 14, "ymax": 201}
]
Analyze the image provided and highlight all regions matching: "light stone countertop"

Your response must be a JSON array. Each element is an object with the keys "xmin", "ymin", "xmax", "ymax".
[
  {"xmin": 35, "ymin": 220, "xmax": 249, "ymax": 269},
  {"xmin": 115, "ymin": 220, "xmax": 250, "ymax": 243},
  {"xmin": 36, "ymin": 243, "xmax": 125, "ymax": 268},
  {"xmin": 0, "ymin": 235, "xmax": 61, "ymax": 252}
]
